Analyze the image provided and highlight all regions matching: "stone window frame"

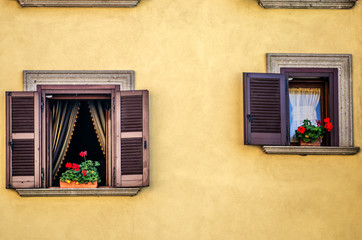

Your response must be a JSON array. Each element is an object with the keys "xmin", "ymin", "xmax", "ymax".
[
  {"xmin": 258, "ymin": 0, "xmax": 357, "ymax": 9},
  {"xmin": 18, "ymin": 0, "xmax": 140, "ymax": 8},
  {"xmin": 263, "ymin": 53, "xmax": 360, "ymax": 155}
]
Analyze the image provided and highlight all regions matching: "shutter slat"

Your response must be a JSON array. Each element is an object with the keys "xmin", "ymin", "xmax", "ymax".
[
  {"xmin": 121, "ymin": 95, "xmax": 143, "ymax": 132},
  {"xmin": 12, "ymin": 96, "xmax": 34, "ymax": 133}
]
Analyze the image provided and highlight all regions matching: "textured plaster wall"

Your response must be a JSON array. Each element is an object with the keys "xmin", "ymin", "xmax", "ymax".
[{"xmin": 0, "ymin": 0, "xmax": 361, "ymax": 239}]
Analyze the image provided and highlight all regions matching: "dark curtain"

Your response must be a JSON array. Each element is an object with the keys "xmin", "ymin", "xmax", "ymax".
[
  {"xmin": 52, "ymin": 101, "xmax": 80, "ymax": 178},
  {"xmin": 88, "ymin": 100, "xmax": 106, "ymax": 156}
]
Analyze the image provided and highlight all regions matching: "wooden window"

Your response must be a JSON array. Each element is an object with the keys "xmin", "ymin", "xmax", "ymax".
[
  {"xmin": 243, "ymin": 68, "xmax": 339, "ymax": 146},
  {"xmin": 6, "ymin": 85, "xmax": 149, "ymax": 189}
]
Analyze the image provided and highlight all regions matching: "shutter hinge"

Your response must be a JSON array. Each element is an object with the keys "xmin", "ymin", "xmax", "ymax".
[
  {"xmin": 7, "ymin": 92, "xmax": 11, "ymax": 96},
  {"xmin": 41, "ymin": 97, "xmax": 44, "ymax": 112},
  {"xmin": 113, "ymin": 167, "xmax": 116, "ymax": 186},
  {"xmin": 144, "ymin": 140, "xmax": 147, "ymax": 149},
  {"xmin": 247, "ymin": 114, "xmax": 254, "ymax": 122},
  {"xmin": 7, "ymin": 184, "xmax": 12, "ymax": 189},
  {"xmin": 8, "ymin": 141, "xmax": 13, "ymax": 151},
  {"xmin": 41, "ymin": 168, "xmax": 45, "ymax": 188},
  {"xmin": 113, "ymin": 97, "xmax": 115, "ymax": 112}
]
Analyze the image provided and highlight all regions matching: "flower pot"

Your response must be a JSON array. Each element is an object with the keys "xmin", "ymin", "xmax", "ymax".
[
  {"xmin": 60, "ymin": 180, "xmax": 98, "ymax": 188},
  {"xmin": 299, "ymin": 138, "xmax": 321, "ymax": 146}
]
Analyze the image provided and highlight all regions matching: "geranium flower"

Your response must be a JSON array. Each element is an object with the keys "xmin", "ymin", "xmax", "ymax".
[
  {"xmin": 82, "ymin": 170, "xmax": 87, "ymax": 176},
  {"xmin": 79, "ymin": 151, "xmax": 87, "ymax": 157},
  {"xmin": 324, "ymin": 117, "xmax": 330, "ymax": 123},
  {"xmin": 65, "ymin": 162, "xmax": 72, "ymax": 169},
  {"xmin": 316, "ymin": 120, "xmax": 322, "ymax": 127},
  {"xmin": 72, "ymin": 163, "xmax": 79, "ymax": 171},
  {"xmin": 297, "ymin": 126, "xmax": 305, "ymax": 134},
  {"xmin": 325, "ymin": 122, "xmax": 333, "ymax": 132}
]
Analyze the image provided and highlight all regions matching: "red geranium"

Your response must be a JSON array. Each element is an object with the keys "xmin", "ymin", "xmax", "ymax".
[
  {"xmin": 65, "ymin": 162, "xmax": 72, "ymax": 169},
  {"xmin": 79, "ymin": 151, "xmax": 87, "ymax": 157},
  {"xmin": 297, "ymin": 126, "xmax": 305, "ymax": 134},
  {"xmin": 316, "ymin": 120, "xmax": 322, "ymax": 127},
  {"xmin": 82, "ymin": 170, "xmax": 87, "ymax": 176},
  {"xmin": 325, "ymin": 122, "xmax": 333, "ymax": 132},
  {"xmin": 324, "ymin": 117, "xmax": 330, "ymax": 123},
  {"xmin": 72, "ymin": 163, "xmax": 79, "ymax": 172}
]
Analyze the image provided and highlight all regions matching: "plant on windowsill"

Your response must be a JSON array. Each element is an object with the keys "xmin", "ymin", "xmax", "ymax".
[
  {"xmin": 59, "ymin": 151, "xmax": 101, "ymax": 188},
  {"xmin": 296, "ymin": 118, "xmax": 333, "ymax": 146}
]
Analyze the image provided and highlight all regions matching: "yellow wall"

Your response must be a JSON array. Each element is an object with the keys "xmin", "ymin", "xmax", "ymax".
[{"xmin": 1, "ymin": 0, "xmax": 361, "ymax": 239}]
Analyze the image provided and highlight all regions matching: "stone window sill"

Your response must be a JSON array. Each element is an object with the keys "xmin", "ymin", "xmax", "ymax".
[
  {"xmin": 18, "ymin": 0, "xmax": 140, "ymax": 8},
  {"xmin": 262, "ymin": 146, "xmax": 360, "ymax": 155},
  {"xmin": 16, "ymin": 187, "xmax": 140, "ymax": 197},
  {"xmin": 258, "ymin": 0, "xmax": 357, "ymax": 9}
]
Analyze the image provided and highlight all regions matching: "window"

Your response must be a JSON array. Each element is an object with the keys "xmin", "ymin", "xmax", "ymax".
[
  {"xmin": 243, "ymin": 68, "xmax": 338, "ymax": 146},
  {"xmin": 18, "ymin": 0, "xmax": 140, "ymax": 8},
  {"xmin": 243, "ymin": 53, "xmax": 359, "ymax": 155},
  {"xmin": 6, "ymin": 85, "xmax": 149, "ymax": 190}
]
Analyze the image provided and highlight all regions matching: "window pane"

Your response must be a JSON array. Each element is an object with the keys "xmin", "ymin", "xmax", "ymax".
[{"xmin": 289, "ymin": 88, "xmax": 321, "ymax": 142}]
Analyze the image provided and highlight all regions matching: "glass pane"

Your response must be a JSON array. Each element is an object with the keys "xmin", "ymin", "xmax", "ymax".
[{"xmin": 289, "ymin": 88, "xmax": 321, "ymax": 142}]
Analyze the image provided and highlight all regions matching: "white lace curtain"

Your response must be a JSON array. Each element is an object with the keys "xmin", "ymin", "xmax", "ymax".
[{"xmin": 289, "ymin": 88, "xmax": 321, "ymax": 142}]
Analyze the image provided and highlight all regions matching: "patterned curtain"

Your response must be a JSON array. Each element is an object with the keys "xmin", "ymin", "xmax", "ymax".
[
  {"xmin": 88, "ymin": 101, "xmax": 106, "ymax": 156},
  {"xmin": 52, "ymin": 101, "xmax": 80, "ymax": 178}
]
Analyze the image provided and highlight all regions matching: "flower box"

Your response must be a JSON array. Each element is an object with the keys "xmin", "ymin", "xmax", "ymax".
[
  {"xmin": 60, "ymin": 180, "xmax": 98, "ymax": 188},
  {"xmin": 299, "ymin": 139, "xmax": 321, "ymax": 146}
]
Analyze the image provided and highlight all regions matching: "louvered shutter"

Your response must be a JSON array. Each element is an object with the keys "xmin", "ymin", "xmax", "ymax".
[
  {"xmin": 114, "ymin": 90, "xmax": 149, "ymax": 187},
  {"xmin": 6, "ymin": 92, "xmax": 40, "ymax": 188},
  {"xmin": 243, "ymin": 73, "xmax": 288, "ymax": 145}
]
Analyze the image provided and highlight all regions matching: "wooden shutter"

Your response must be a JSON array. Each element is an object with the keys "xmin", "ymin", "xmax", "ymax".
[
  {"xmin": 114, "ymin": 90, "xmax": 149, "ymax": 187},
  {"xmin": 243, "ymin": 73, "xmax": 288, "ymax": 145},
  {"xmin": 6, "ymin": 92, "xmax": 40, "ymax": 188}
]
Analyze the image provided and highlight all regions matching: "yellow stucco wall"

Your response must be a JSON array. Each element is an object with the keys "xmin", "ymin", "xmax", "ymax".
[{"xmin": 0, "ymin": 0, "xmax": 361, "ymax": 239}]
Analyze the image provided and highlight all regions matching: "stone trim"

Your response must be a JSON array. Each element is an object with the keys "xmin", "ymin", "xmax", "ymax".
[
  {"xmin": 267, "ymin": 53, "xmax": 353, "ymax": 147},
  {"xmin": 24, "ymin": 70, "xmax": 135, "ymax": 91},
  {"xmin": 18, "ymin": 0, "xmax": 140, "ymax": 7},
  {"xmin": 16, "ymin": 188, "xmax": 140, "ymax": 197},
  {"xmin": 258, "ymin": 0, "xmax": 357, "ymax": 9},
  {"xmin": 262, "ymin": 146, "xmax": 360, "ymax": 155}
]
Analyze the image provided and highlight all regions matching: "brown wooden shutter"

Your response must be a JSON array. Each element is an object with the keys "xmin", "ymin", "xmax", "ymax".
[
  {"xmin": 243, "ymin": 73, "xmax": 288, "ymax": 145},
  {"xmin": 6, "ymin": 92, "xmax": 40, "ymax": 188},
  {"xmin": 114, "ymin": 90, "xmax": 149, "ymax": 187}
]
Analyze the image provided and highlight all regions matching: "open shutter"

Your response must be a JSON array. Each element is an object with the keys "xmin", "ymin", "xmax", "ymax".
[
  {"xmin": 114, "ymin": 90, "xmax": 149, "ymax": 187},
  {"xmin": 6, "ymin": 92, "xmax": 40, "ymax": 188},
  {"xmin": 243, "ymin": 73, "xmax": 288, "ymax": 145}
]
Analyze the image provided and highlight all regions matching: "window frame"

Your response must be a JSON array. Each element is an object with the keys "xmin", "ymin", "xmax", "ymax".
[
  {"xmin": 38, "ymin": 84, "xmax": 119, "ymax": 188},
  {"xmin": 282, "ymin": 68, "xmax": 339, "ymax": 146}
]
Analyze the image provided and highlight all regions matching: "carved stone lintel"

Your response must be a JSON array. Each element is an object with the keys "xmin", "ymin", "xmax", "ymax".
[
  {"xmin": 16, "ymin": 188, "xmax": 141, "ymax": 197},
  {"xmin": 18, "ymin": 0, "xmax": 140, "ymax": 8},
  {"xmin": 24, "ymin": 70, "xmax": 135, "ymax": 91},
  {"xmin": 262, "ymin": 146, "xmax": 360, "ymax": 155},
  {"xmin": 258, "ymin": 0, "xmax": 357, "ymax": 9}
]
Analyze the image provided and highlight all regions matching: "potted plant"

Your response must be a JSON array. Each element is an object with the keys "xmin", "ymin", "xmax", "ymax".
[
  {"xmin": 295, "ymin": 118, "xmax": 333, "ymax": 146},
  {"xmin": 60, "ymin": 151, "xmax": 101, "ymax": 188}
]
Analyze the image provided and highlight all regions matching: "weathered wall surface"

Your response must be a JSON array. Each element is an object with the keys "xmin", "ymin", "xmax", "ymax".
[{"xmin": 0, "ymin": 0, "xmax": 361, "ymax": 239}]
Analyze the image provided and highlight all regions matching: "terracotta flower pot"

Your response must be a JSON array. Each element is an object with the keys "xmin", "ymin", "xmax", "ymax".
[
  {"xmin": 299, "ymin": 138, "xmax": 321, "ymax": 146},
  {"xmin": 60, "ymin": 180, "xmax": 98, "ymax": 188}
]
